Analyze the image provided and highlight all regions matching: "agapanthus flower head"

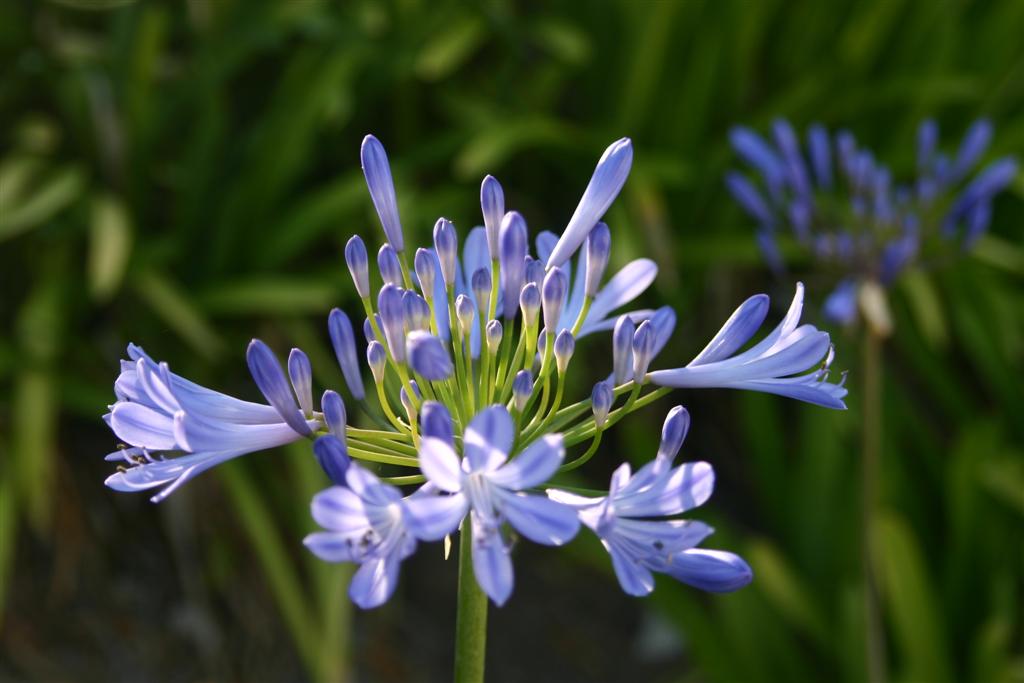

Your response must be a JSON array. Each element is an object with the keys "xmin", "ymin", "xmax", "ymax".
[
  {"xmin": 727, "ymin": 118, "xmax": 1018, "ymax": 326},
  {"xmin": 102, "ymin": 134, "xmax": 849, "ymax": 609}
]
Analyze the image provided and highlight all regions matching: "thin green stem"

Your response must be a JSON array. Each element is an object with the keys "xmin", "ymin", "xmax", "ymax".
[
  {"xmin": 559, "ymin": 430, "xmax": 602, "ymax": 473},
  {"xmin": 453, "ymin": 519, "xmax": 487, "ymax": 683},
  {"xmin": 862, "ymin": 326, "xmax": 887, "ymax": 683}
]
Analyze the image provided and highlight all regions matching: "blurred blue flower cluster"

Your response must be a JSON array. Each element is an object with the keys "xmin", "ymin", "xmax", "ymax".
[{"xmin": 727, "ymin": 119, "xmax": 1018, "ymax": 325}]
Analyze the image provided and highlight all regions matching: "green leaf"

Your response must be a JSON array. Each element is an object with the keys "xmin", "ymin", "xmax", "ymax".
[
  {"xmin": 133, "ymin": 269, "xmax": 224, "ymax": 359},
  {"xmin": 415, "ymin": 14, "xmax": 485, "ymax": 81},
  {"xmin": 88, "ymin": 194, "xmax": 133, "ymax": 302},
  {"xmin": 900, "ymin": 269, "xmax": 949, "ymax": 349},
  {"xmin": 0, "ymin": 165, "xmax": 86, "ymax": 242},
  {"xmin": 197, "ymin": 277, "xmax": 339, "ymax": 315}
]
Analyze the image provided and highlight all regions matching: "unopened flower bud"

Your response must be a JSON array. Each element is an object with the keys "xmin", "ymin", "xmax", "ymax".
[
  {"xmin": 513, "ymin": 370, "xmax": 533, "ymax": 412},
  {"xmin": 414, "ymin": 248, "xmax": 436, "ymax": 301},
  {"xmin": 612, "ymin": 315, "xmax": 635, "ymax": 385},
  {"xmin": 585, "ymin": 222, "xmax": 611, "ymax": 297},
  {"xmin": 553, "ymin": 330, "xmax": 575, "ymax": 375},
  {"xmin": 367, "ymin": 341, "xmax": 386, "ymax": 383},
  {"xmin": 378, "ymin": 243, "xmax": 403, "ymax": 286},
  {"xmin": 519, "ymin": 282, "xmax": 541, "ymax": 327},
  {"xmin": 542, "ymin": 267, "xmax": 568, "ymax": 334},
  {"xmin": 433, "ymin": 218, "xmax": 458, "ymax": 290},
  {"xmin": 591, "ymin": 381, "xmax": 613, "ymax": 428},
  {"xmin": 486, "ymin": 319, "xmax": 503, "ymax": 354},
  {"xmin": 455, "ymin": 295, "xmax": 475, "ymax": 338},
  {"xmin": 345, "ymin": 235, "xmax": 370, "ymax": 299},
  {"xmin": 471, "ymin": 267, "xmax": 491, "ymax": 315},
  {"xmin": 632, "ymin": 320, "xmax": 656, "ymax": 382}
]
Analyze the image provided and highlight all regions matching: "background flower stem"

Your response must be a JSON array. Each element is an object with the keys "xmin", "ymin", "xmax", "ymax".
[
  {"xmin": 454, "ymin": 519, "xmax": 488, "ymax": 683},
  {"xmin": 862, "ymin": 325, "xmax": 887, "ymax": 683}
]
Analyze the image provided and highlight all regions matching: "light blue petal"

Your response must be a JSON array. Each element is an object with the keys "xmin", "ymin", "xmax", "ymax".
[
  {"xmin": 608, "ymin": 542, "xmax": 655, "ymax": 596},
  {"xmin": 488, "ymin": 435, "xmax": 564, "ymax": 490},
  {"xmin": 470, "ymin": 514, "xmax": 514, "ymax": 606},
  {"xmin": 463, "ymin": 406, "xmax": 513, "ymax": 472},
  {"xmin": 587, "ymin": 259, "xmax": 657, "ymax": 323},
  {"xmin": 496, "ymin": 489, "xmax": 580, "ymax": 546},
  {"xmin": 403, "ymin": 492, "xmax": 469, "ymax": 541},
  {"xmin": 311, "ymin": 486, "xmax": 369, "ymax": 532},
  {"xmin": 349, "ymin": 556, "xmax": 401, "ymax": 609},
  {"xmin": 688, "ymin": 294, "xmax": 769, "ymax": 366},
  {"xmin": 417, "ymin": 437, "xmax": 464, "ymax": 493},
  {"xmin": 665, "ymin": 549, "xmax": 753, "ymax": 593},
  {"xmin": 303, "ymin": 531, "xmax": 361, "ymax": 563},
  {"xmin": 615, "ymin": 461, "xmax": 715, "ymax": 517},
  {"xmin": 109, "ymin": 402, "xmax": 177, "ymax": 450}
]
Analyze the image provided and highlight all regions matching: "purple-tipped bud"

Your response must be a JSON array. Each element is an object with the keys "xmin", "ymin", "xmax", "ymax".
[
  {"xmin": 486, "ymin": 319, "xmax": 503, "ymax": 354},
  {"xmin": 612, "ymin": 315, "xmax": 635, "ymax": 386},
  {"xmin": 520, "ymin": 282, "xmax": 541, "ymax": 327},
  {"xmin": 584, "ymin": 222, "xmax": 611, "ymax": 297},
  {"xmin": 632, "ymin": 321, "xmax": 656, "ymax": 382},
  {"xmin": 403, "ymin": 291, "xmax": 430, "ymax": 332},
  {"xmin": 378, "ymin": 284, "xmax": 406, "ymax": 363},
  {"xmin": 406, "ymin": 331, "xmax": 453, "ymax": 381},
  {"xmin": 455, "ymin": 294, "xmax": 475, "ymax": 337},
  {"xmin": 345, "ymin": 235, "xmax": 370, "ymax": 299},
  {"xmin": 481, "ymin": 175, "xmax": 505, "ymax": 260},
  {"xmin": 414, "ymin": 247, "xmax": 436, "ymax": 301},
  {"xmin": 420, "ymin": 401, "xmax": 454, "ymax": 445},
  {"xmin": 329, "ymin": 308, "xmax": 366, "ymax": 400},
  {"xmin": 287, "ymin": 348, "xmax": 314, "ymax": 417},
  {"xmin": 807, "ymin": 124, "xmax": 832, "ymax": 189},
  {"xmin": 500, "ymin": 212, "xmax": 528, "ymax": 319},
  {"xmin": 247, "ymin": 339, "xmax": 311, "ymax": 436},
  {"xmin": 321, "ymin": 390, "xmax": 346, "ymax": 438},
  {"xmin": 513, "ymin": 370, "xmax": 533, "ymax": 412},
  {"xmin": 591, "ymin": 381, "xmax": 613, "ymax": 428},
  {"xmin": 363, "ymin": 316, "xmax": 376, "ymax": 344},
  {"xmin": 313, "ymin": 434, "xmax": 350, "ymax": 486},
  {"xmin": 377, "ymin": 243, "xmax": 403, "ymax": 286},
  {"xmin": 433, "ymin": 218, "xmax": 458, "ymax": 290},
  {"xmin": 471, "ymin": 267, "xmax": 491, "ymax": 315},
  {"xmin": 361, "ymin": 135, "xmax": 404, "ymax": 252},
  {"xmin": 542, "ymin": 267, "xmax": 568, "ymax": 334},
  {"xmin": 658, "ymin": 405, "xmax": 690, "ymax": 461},
  {"xmin": 366, "ymin": 341, "xmax": 386, "ymax": 382},
  {"xmin": 400, "ymin": 380, "xmax": 421, "ymax": 419},
  {"xmin": 525, "ymin": 257, "xmax": 545, "ymax": 288},
  {"xmin": 725, "ymin": 172, "xmax": 773, "ymax": 225},
  {"xmin": 547, "ymin": 138, "xmax": 633, "ymax": 268},
  {"xmin": 553, "ymin": 330, "xmax": 575, "ymax": 375}
]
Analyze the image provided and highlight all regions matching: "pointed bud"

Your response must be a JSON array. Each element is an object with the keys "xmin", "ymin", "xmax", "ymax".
[
  {"xmin": 513, "ymin": 370, "xmax": 533, "ymax": 412},
  {"xmin": 361, "ymin": 135, "xmax": 404, "ymax": 251},
  {"xmin": 591, "ymin": 381, "xmax": 613, "ymax": 428},
  {"xmin": 400, "ymin": 380, "xmax": 421, "ymax": 420},
  {"xmin": 406, "ymin": 331, "xmax": 453, "ymax": 381},
  {"xmin": 481, "ymin": 175, "xmax": 505, "ymax": 260},
  {"xmin": 313, "ymin": 434, "xmax": 350, "ymax": 486},
  {"xmin": 547, "ymin": 138, "xmax": 632, "ymax": 268},
  {"xmin": 246, "ymin": 339, "xmax": 311, "ymax": 436},
  {"xmin": 471, "ymin": 267, "xmax": 491, "ymax": 315},
  {"xmin": 345, "ymin": 235, "xmax": 370, "ymax": 299},
  {"xmin": 525, "ymin": 257, "xmax": 545, "ymax": 289},
  {"xmin": 321, "ymin": 390, "xmax": 347, "ymax": 439},
  {"xmin": 287, "ymin": 348, "xmax": 313, "ymax": 417},
  {"xmin": 486, "ymin": 319, "xmax": 503, "ymax": 354},
  {"xmin": 542, "ymin": 267, "xmax": 568, "ymax": 334},
  {"xmin": 378, "ymin": 284, "xmax": 406, "ymax": 363},
  {"xmin": 553, "ymin": 330, "xmax": 575, "ymax": 375},
  {"xmin": 455, "ymin": 294, "xmax": 475, "ymax": 338},
  {"xmin": 363, "ymin": 316, "xmax": 377, "ymax": 344},
  {"xmin": 366, "ymin": 341, "xmax": 386, "ymax": 383},
  {"xmin": 632, "ymin": 320, "xmax": 656, "ymax": 382},
  {"xmin": 500, "ymin": 212, "xmax": 528, "ymax": 319},
  {"xmin": 658, "ymin": 406, "xmax": 690, "ymax": 462},
  {"xmin": 377, "ymin": 243, "xmax": 403, "ymax": 286},
  {"xmin": 328, "ymin": 309, "xmax": 365, "ymax": 400},
  {"xmin": 584, "ymin": 223, "xmax": 611, "ymax": 297},
  {"xmin": 519, "ymin": 282, "xmax": 541, "ymax": 327},
  {"xmin": 612, "ymin": 315, "xmax": 635, "ymax": 385},
  {"xmin": 433, "ymin": 218, "xmax": 458, "ymax": 290},
  {"xmin": 403, "ymin": 290, "xmax": 430, "ymax": 332},
  {"xmin": 414, "ymin": 247, "xmax": 436, "ymax": 301}
]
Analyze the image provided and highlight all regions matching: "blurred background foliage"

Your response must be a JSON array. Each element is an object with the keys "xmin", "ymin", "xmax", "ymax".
[{"xmin": 1, "ymin": 0, "xmax": 1022, "ymax": 681}]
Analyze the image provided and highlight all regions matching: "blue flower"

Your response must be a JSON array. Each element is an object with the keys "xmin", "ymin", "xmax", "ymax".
[
  {"xmin": 303, "ymin": 453, "xmax": 419, "ymax": 609},
  {"xmin": 548, "ymin": 407, "xmax": 752, "ymax": 595},
  {"xmin": 727, "ymin": 118, "xmax": 1018, "ymax": 325},
  {"xmin": 104, "ymin": 344, "xmax": 318, "ymax": 502},
  {"xmin": 406, "ymin": 405, "xmax": 580, "ymax": 605},
  {"xmin": 646, "ymin": 283, "xmax": 848, "ymax": 409}
]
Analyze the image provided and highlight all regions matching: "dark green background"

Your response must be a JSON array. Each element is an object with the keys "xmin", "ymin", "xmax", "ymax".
[{"xmin": 2, "ymin": 1, "xmax": 1022, "ymax": 681}]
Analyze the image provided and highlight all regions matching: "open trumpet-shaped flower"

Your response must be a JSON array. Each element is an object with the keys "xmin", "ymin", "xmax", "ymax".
[
  {"xmin": 406, "ymin": 405, "xmax": 580, "ymax": 605},
  {"xmin": 303, "ymin": 436, "xmax": 418, "ymax": 609},
  {"xmin": 548, "ymin": 407, "xmax": 752, "ymax": 595},
  {"xmin": 646, "ymin": 283, "xmax": 848, "ymax": 409},
  {"xmin": 104, "ymin": 343, "xmax": 319, "ymax": 502}
]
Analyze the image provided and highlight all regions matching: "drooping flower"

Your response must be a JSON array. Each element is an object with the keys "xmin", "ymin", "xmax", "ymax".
[
  {"xmin": 104, "ymin": 343, "xmax": 319, "ymax": 502},
  {"xmin": 548, "ymin": 407, "xmax": 752, "ymax": 595},
  {"xmin": 646, "ymin": 283, "xmax": 848, "ymax": 409}
]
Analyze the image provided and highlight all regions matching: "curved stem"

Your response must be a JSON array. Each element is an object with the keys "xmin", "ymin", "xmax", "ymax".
[{"xmin": 453, "ymin": 519, "xmax": 487, "ymax": 683}]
